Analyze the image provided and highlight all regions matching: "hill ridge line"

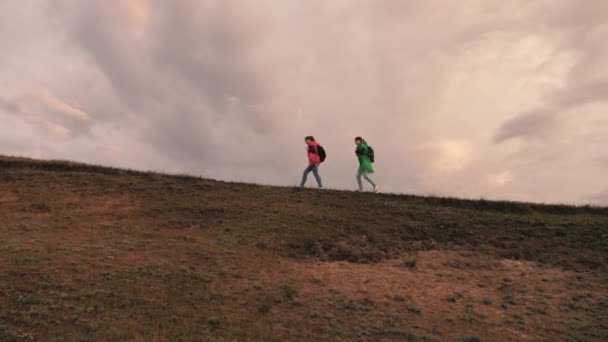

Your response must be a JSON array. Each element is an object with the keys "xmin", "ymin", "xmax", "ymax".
[{"xmin": 1, "ymin": 154, "xmax": 606, "ymax": 214}]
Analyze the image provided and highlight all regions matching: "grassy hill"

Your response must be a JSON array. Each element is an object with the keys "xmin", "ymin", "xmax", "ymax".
[{"xmin": 1, "ymin": 155, "xmax": 607, "ymax": 341}]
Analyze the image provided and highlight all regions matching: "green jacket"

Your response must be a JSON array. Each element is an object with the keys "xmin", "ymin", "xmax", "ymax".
[{"xmin": 356, "ymin": 141, "xmax": 374, "ymax": 173}]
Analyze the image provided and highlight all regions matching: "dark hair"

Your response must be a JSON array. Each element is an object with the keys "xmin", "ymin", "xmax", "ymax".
[
  {"xmin": 305, "ymin": 136, "xmax": 315, "ymax": 141},
  {"xmin": 354, "ymin": 136, "xmax": 363, "ymax": 142}
]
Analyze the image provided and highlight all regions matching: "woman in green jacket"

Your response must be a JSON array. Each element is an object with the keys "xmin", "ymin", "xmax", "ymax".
[{"xmin": 355, "ymin": 136, "xmax": 378, "ymax": 192}]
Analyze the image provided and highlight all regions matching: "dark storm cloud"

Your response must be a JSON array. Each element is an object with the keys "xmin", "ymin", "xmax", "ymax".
[
  {"xmin": 0, "ymin": 97, "xmax": 20, "ymax": 114},
  {"xmin": 495, "ymin": 80, "xmax": 608, "ymax": 143},
  {"xmin": 494, "ymin": 1, "xmax": 608, "ymax": 143},
  {"xmin": 494, "ymin": 110, "xmax": 559, "ymax": 143}
]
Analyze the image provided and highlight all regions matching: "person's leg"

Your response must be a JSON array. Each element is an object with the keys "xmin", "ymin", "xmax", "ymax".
[
  {"xmin": 301, "ymin": 165, "xmax": 313, "ymax": 187},
  {"xmin": 356, "ymin": 169, "xmax": 364, "ymax": 191},
  {"xmin": 362, "ymin": 173, "xmax": 376, "ymax": 187},
  {"xmin": 363, "ymin": 172, "xmax": 378, "ymax": 192},
  {"xmin": 312, "ymin": 164, "xmax": 323, "ymax": 188}
]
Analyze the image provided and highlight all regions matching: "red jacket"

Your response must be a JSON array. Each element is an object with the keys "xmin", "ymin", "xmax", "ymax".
[{"xmin": 306, "ymin": 141, "xmax": 321, "ymax": 165}]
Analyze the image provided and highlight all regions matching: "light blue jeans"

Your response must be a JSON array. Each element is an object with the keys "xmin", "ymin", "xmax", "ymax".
[
  {"xmin": 357, "ymin": 169, "xmax": 376, "ymax": 190},
  {"xmin": 301, "ymin": 164, "xmax": 322, "ymax": 187}
]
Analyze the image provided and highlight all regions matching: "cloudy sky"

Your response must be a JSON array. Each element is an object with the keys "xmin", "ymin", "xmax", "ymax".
[{"xmin": 1, "ymin": 0, "xmax": 607, "ymax": 205}]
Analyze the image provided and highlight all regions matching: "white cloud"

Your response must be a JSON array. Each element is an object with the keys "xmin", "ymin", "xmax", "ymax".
[
  {"xmin": 416, "ymin": 141, "xmax": 475, "ymax": 175},
  {"xmin": 487, "ymin": 171, "xmax": 514, "ymax": 187}
]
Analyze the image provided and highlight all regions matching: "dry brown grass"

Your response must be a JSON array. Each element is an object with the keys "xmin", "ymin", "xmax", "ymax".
[{"xmin": 1, "ymin": 155, "xmax": 607, "ymax": 341}]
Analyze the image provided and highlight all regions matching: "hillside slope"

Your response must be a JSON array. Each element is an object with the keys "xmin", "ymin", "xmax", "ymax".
[{"xmin": 1, "ymin": 156, "xmax": 607, "ymax": 341}]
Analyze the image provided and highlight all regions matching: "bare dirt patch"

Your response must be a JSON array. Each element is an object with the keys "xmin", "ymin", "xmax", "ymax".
[
  {"xmin": 221, "ymin": 248, "xmax": 607, "ymax": 340},
  {"xmin": 0, "ymin": 190, "xmax": 18, "ymax": 203}
]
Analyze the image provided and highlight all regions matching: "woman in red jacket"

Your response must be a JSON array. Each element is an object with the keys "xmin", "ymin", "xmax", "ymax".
[{"xmin": 300, "ymin": 136, "xmax": 323, "ymax": 188}]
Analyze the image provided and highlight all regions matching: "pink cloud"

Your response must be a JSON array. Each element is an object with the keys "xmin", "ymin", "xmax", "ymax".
[
  {"xmin": 121, "ymin": 0, "xmax": 149, "ymax": 29},
  {"xmin": 97, "ymin": 143, "xmax": 130, "ymax": 159},
  {"xmin": 30, "ymin": 88, "xmax": 90, "ymax": 121},
  {"xmin": 27, "ymin": 116, "xmax": 71, "ymax": 140}
]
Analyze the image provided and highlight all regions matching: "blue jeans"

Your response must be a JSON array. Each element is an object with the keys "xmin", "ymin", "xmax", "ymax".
[
  {"xmin": 357, "ymin": 169, "xmax": 376, "ymax": 190},
  {"xmin": 301, "ymin": 164, "xmax": 322, "ymax": 187}
]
